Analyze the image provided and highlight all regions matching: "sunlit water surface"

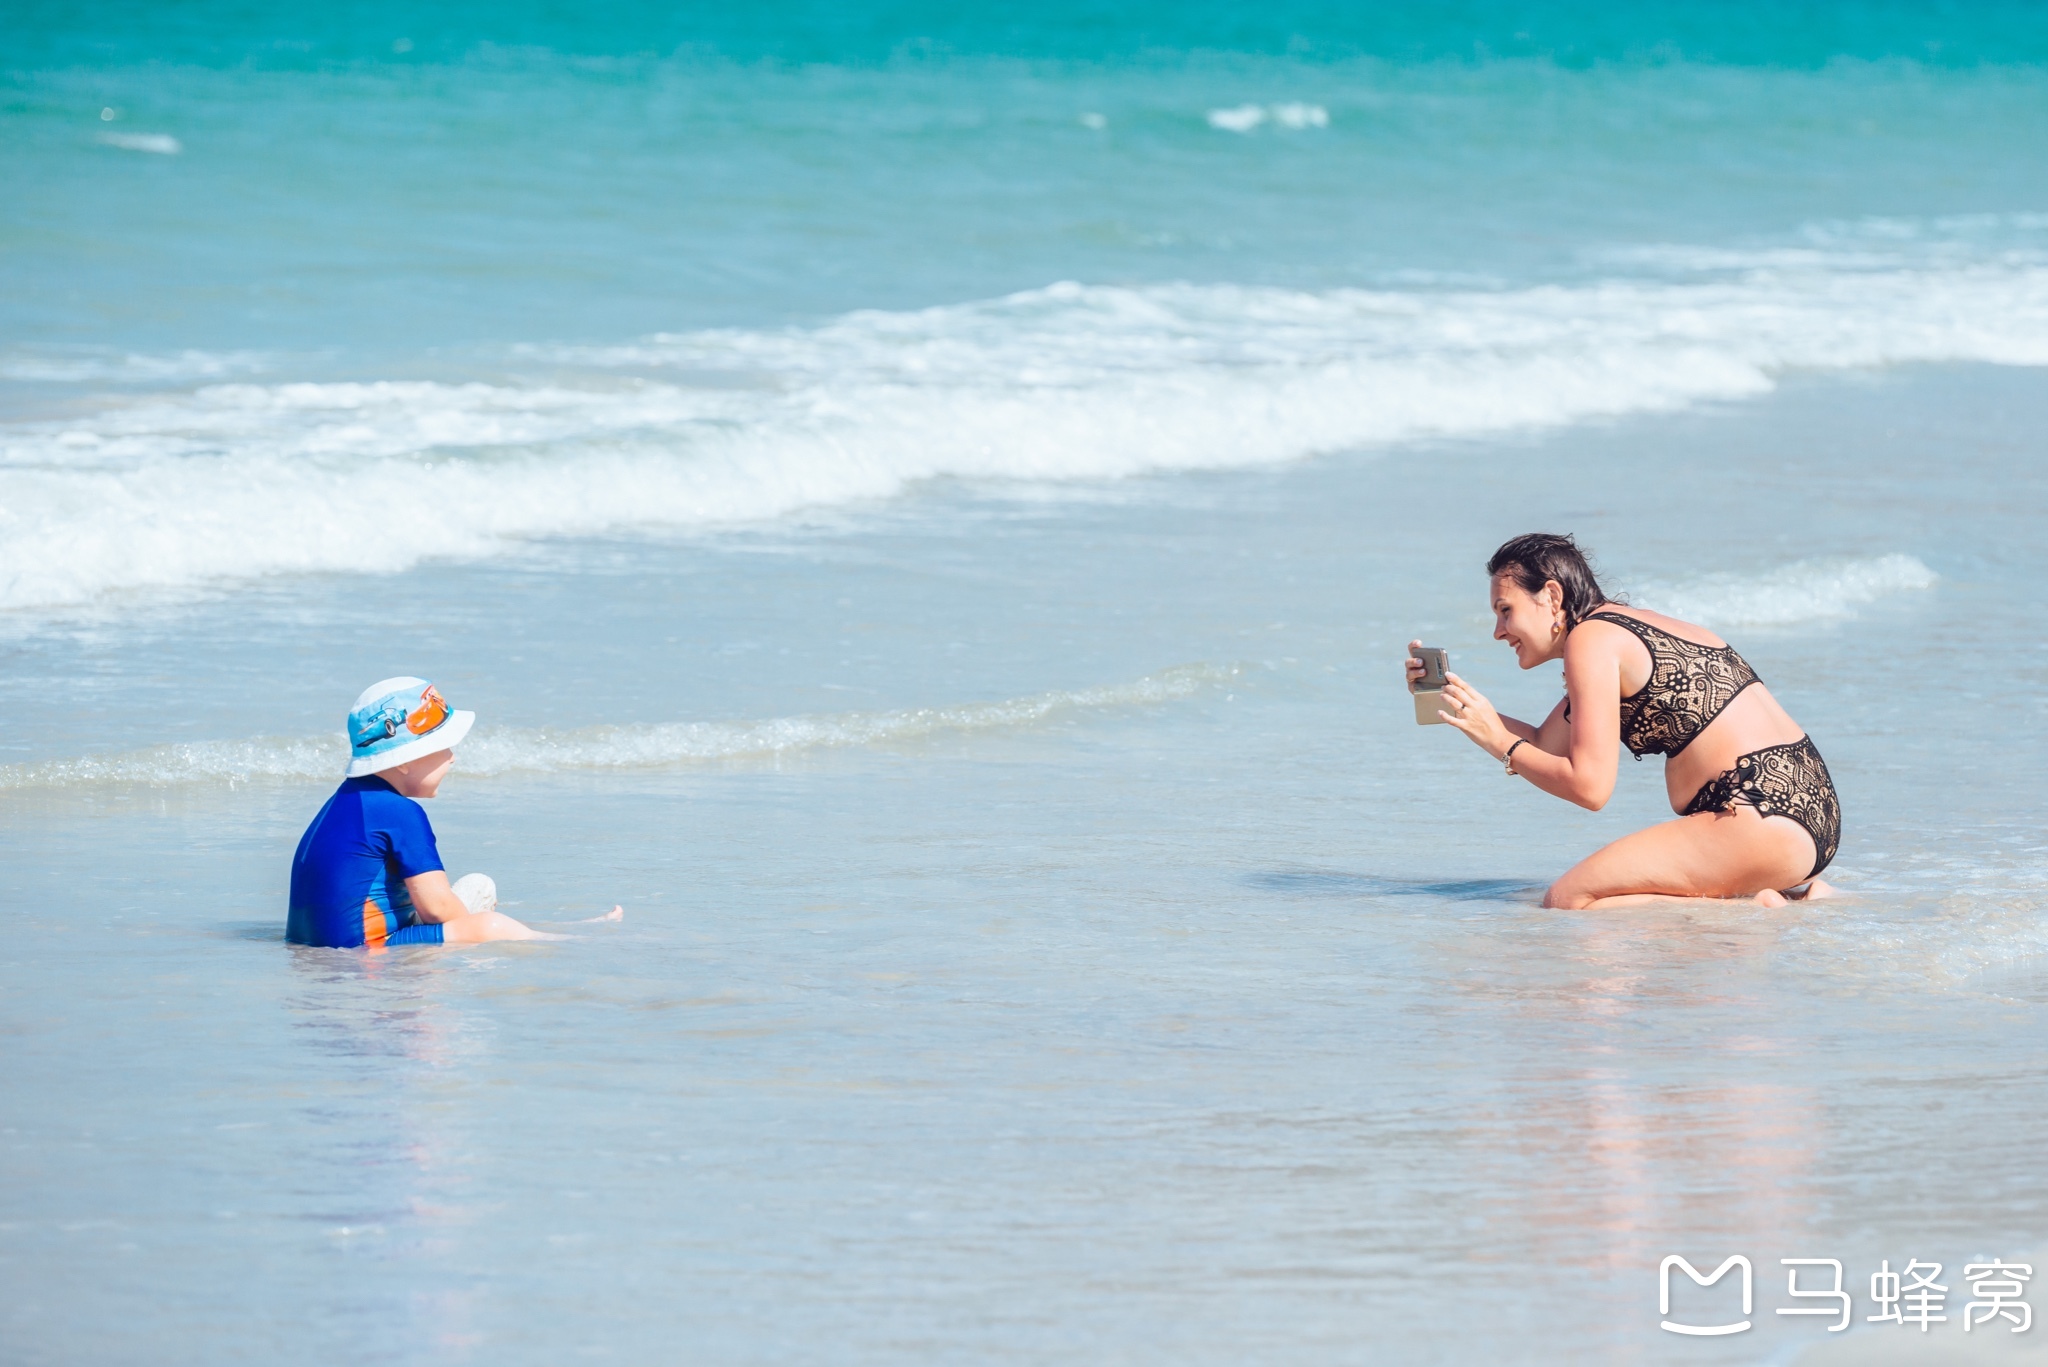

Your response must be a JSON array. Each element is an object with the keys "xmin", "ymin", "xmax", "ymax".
[
  {"xmin": 6, "ymin": 3, "xmax": 2048, "ymax": 1361},
  {"xmin": 5, "ymin": 370, "xmax": 2047, "ymax": 1363}
]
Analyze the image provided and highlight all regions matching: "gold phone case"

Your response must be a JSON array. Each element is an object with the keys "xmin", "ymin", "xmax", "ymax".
[{"xmin": 1410, "ymin": 647, "xmax": 1448, "ymax": 725}]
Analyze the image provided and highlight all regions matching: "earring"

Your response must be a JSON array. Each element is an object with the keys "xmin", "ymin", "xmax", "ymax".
[{"xmin": 1551, "ymin": 618, "xmax": 1564, "ymax": 640}]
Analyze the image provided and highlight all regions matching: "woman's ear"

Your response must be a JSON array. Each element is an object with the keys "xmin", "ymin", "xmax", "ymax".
[{"xmin": 1545, "ymin": 579, "xmax": 1566, "ymax": 615}]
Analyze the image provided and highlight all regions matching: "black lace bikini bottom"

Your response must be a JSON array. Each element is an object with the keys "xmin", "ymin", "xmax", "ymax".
[{"xmin": 1680, "ymin": 735, "xmax": 1842, "ymax": 881}]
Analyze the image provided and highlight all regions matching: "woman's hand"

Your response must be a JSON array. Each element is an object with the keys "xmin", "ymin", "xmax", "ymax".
[
  {"xmin": 1403, "ymin": 639, "xmax": 1427, "ymax": 687},
  {"xmin": 1438, "ymin": 672, "xmax": 1515, "ymax": 760}
]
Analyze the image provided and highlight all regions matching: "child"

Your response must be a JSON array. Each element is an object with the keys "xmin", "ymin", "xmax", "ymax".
[{"xmin": 287, "ymin": 677, "xmax": 541, "ymax": 946}]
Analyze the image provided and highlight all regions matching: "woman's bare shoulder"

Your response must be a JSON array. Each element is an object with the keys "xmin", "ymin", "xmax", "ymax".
[
  {"xmin": 1563, "ymin": 611, "xmax": 1633, "ymax": 655},
  {"xmin": 1580, "ymin": 603, "xmax": 1727, "ymax": 650},
  {"xmin": 1559, "ymin": 617, "xmax": 1627, "ymax": 684}
]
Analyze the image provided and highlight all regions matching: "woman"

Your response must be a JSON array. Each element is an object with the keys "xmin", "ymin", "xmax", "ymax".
[{"xmin": 1410, "ymin": 533, "xmax": 1841, "ymax": 909}]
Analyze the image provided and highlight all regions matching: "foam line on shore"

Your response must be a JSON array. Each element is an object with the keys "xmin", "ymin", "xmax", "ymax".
[
  {"xmin": 4, "ymin": 256, "xmax": 2045, "ymax": 615},
  {"xmin": 0, "ymin": 663, "xmax": 1241, "ymax": 790},
  {"xmin": 1634, "ymin": 553, "xmax": 1938, "ymax": 626}
]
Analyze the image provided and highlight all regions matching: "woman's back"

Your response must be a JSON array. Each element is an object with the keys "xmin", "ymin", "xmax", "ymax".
[{"xmin": 1573, "ymin": 605, "xmax": 1806, "ymax": 810}]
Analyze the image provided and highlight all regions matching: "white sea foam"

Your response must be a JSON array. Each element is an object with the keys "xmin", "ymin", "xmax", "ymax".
[
  {"xmin": 98, "ymin": 131, "xmax": 182, "ymax": 155},
  {"xmin": 4, "ymin": 257, "xmax": 2047, "ymax": 614},
  {"xmin": 1206, "ymin": 103, "xmax": 1328, "ymax": 132},
  {"xmin": 0, "ymin": 663, "xmax": 1238, "ymax": 790},
  {"xmin": 0, "ymin": 347, "xmax": 269, "ymax": 384},
  {"xmin": 1206, "ymin": 104, "xmax": 1266, "ymax": 132},
  {"xmin": 1271, "ymin": 102, "xmax": 1330, "ymax": 129},
  {"xmin": 1634, "ymin": 554, "xmax": 1938, "ymax": 627}
]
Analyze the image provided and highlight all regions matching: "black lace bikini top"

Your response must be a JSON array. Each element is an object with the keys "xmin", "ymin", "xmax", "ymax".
[{"xmin": 1573, "ymin": 611, "xmax": 1761, "ymax": 759}]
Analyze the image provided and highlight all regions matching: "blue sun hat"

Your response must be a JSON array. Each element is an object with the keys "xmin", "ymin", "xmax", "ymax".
[{"xmin": 345, "ymin": 676, "xmax": 476, "ymax": 777}]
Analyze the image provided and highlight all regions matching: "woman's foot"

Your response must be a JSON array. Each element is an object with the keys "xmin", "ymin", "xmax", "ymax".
[
  {"xmin": 1755, "ymin": 878, "xmax": 1837, "ymax": 907},
  {"xmin": 575, "ymin": 905, "xmax": 625, "ymax": 923}
]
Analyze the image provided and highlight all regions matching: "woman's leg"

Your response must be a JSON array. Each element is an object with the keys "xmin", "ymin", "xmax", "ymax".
[{"xmin": 1544, "ymin": 805, "xmax": 1819, "ymax": 910}]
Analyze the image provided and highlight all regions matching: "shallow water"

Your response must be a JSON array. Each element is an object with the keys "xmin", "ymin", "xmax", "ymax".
[
  {"xmin": 6, "ymin": 4, "xmax": 2048, "ymax": 1363},
  {"xmin": 7, "ymin": 368, "xmax": 2048, "ymax": 1363}
]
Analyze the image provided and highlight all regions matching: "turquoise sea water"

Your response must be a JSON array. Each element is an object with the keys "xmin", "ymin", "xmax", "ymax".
[
  {"xmin": 10, "ymin": 1, "xmax": 2048, "ymax": 357},
  {"xmin": 4, "ymin": 4, "xmax": 2048, "ymax": 1363}
]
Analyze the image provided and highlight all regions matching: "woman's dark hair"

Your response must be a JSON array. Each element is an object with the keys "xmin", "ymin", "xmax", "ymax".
[{"xmin": 1486, "ymin": 533, "xmax": 1613, "ymax": 629}]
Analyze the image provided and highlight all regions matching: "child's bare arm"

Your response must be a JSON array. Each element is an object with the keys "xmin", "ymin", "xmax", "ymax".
[{"xmin": 402, "ymin": 869, "xmax": 470, "ymax": 924}]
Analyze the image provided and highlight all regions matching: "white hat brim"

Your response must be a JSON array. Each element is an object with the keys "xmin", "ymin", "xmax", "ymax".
[{"xmin": 346, "ymin": 710, "xmax": 476, "ymax": 777}]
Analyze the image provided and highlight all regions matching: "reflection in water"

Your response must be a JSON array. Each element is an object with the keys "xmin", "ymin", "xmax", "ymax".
[
  {"xmin": 1247, "ymin": 870, "xmax": 1545, "ymax": 903},
  {"xmin": 1236, "ymin": 866, "xmax": 1828, "ymax": 1324},
  {"xmin": 1451, "ymin": 908, "xmax": 1823, "ymax": 1311},
  {"xmin": 284, "ymin": 947, "xmax": 492, "ymax": 1358}
]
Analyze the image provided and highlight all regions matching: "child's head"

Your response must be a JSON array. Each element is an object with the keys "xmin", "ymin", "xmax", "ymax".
[
  {"xmin": 346, "ymin": 677, "xmax": 473, "ymax": 792},
  {"xmin": 383, "ymin": 748, "xmax": 456, "ymax": 799}
]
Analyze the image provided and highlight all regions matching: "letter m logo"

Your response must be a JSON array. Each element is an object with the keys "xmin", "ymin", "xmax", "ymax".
[{"xmin": 1660, "ymin": 1255, "xmax": 1753, "ymax": 1336}]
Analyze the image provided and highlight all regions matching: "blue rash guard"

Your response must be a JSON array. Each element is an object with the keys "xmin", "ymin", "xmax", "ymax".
[{"xmin": 287, "ymin": 775, "xmax": 447, "ymax": 948}]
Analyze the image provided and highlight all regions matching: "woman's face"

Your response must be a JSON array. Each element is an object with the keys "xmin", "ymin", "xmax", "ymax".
[{"xmin": 1491, "ymin": 574, "xmax": 1564, "ymax": 670}]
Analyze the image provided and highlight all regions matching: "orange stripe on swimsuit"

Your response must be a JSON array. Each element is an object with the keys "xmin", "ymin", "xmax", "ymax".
[{"xmin": 361, "ymin": 897, "xmax": 391, "ymax": 948}]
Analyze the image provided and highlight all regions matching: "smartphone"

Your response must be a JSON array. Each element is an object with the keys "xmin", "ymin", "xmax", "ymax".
[{"xmin": 1410, "ymin": 646, "xmax": 1449, "ymax": 725}]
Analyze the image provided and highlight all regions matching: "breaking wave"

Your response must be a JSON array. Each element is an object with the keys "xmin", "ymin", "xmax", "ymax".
[
  {"xmin": 0, "ymin": 663, "xmax": 1240, "ymax": 790},
  {"xmin": 1634, "ymin": 554, "xmax": 1938, "ymax": 627},
  {"xmin": 4, "ymin": 249, "xmax": 2046, "ymax": 614}
]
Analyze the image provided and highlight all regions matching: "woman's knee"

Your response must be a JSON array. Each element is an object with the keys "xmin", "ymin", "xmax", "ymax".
[{"xmin": 1543, "ymin": 878, "xmax": 1595, "ymax": 911}]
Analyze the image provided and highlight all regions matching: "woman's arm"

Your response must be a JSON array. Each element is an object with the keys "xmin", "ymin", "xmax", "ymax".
[
  {"xmin": 1496, "ymin": 705, "xmax": 1563, "ymax": 747},
  {"xmin": 1434, "ymin": 630, "xmax": 1623, "ymax": 810},
  {"xmin": 1409, "ymin": 639, "xmax": 1547, "ymax": 742},
  {"xmin": 402, "ymin": 869, "xmax": 470, "ymax": 924},
  {"xmin": 1523, "ymin": 696, "xmax": 1573, "ymax": 755}
]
